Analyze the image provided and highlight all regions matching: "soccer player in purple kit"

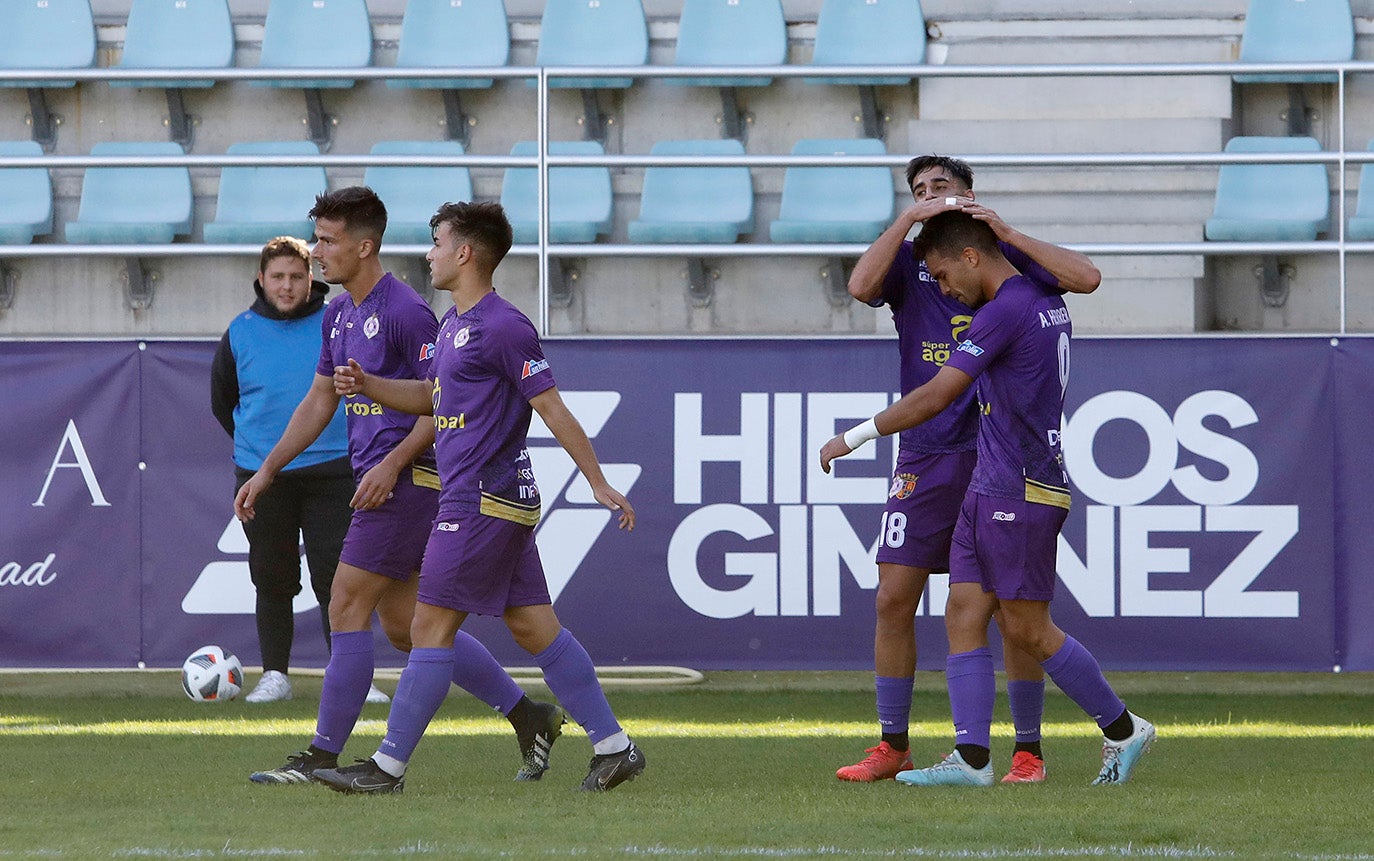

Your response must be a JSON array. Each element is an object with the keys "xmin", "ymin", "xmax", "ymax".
[
  {"xmin": 835, "ymin": 155, "xmax": 1101, "ymax": 785},
  {"xmin": 318, "ymin": 200, "xmax": 645, "ymax": 794},
  {"xmin": 237, "ymin": 187, "xmax": 566, "ymax": 786},
  {"xmin": 822, "ymin": 211, "xmax": 1155, "ymax": 787}
]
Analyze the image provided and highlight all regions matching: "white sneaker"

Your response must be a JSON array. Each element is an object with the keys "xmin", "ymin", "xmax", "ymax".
[
  {"xmin": 1092, "ymin": 712, "xmax": 1157, "ymax": 786},
  {"xmin": 895, "ymin": 750, "xmax": 995, "ymax": 787},
  {"xmin": 245, "ymin": 670, "xmax": 293, "ymax": 703},
  {"xmin": 365, "ymin": 683, "xmax": 390, "ymax": 704}
]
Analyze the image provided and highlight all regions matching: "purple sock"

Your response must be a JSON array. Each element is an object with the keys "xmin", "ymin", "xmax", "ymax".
[
  {"xmin": 1041, "ymin": 635, "xmax": 1126, "ymax": 730},
  {"xmin": 451, "ymin": 630, "xmax": 524, "ymax": 714},
  {"xmin": 946, "ymin": 648, "xmax": 995, "ymax": 750},
  {"xmin": 875, "ymin": 675, "xmax": 914, "ymax": 736},
  {"xmin": 533, "ymin": 628, "xmax": 621, "ymax": 745},
  {"xmin": 377, "ymin": 647, "xmax": 454, "ymax": 766},
  {"xmin": 1006, "ymin": 680, "xmax": 1045, "ymax": 743},
  {"xmin": 312, "ymin": 630, "xmax": 373, "ymax": 754}
]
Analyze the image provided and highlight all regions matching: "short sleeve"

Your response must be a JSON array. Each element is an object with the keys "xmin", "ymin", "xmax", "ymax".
[
  {"xmin": 877, "ymin": 242, "xmax": 915, "ymax": 309},
  {"xmin": 314, "ymin": 302, "xmax": 336, "ymax": 377},
  {"xmin": 492, "ymin": 314, "xmax": 557, "ymax": 401},
  {"xmin": 392, "ymin": 301, "xmax": 440, "ymax": 381}
]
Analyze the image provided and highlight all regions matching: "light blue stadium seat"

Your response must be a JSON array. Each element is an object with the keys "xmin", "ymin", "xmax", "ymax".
[
  {"xmin": 1347, "ymin": 140, "xmax": 1374, "ymax": 241},
  {"xmin": 628, "ymin": 140, "xmax": 754, "ymax": 244},
  {"xmin": 536, "ymin": 0, "xmax": 648, "ymax": 89},
  {"xmin": 65, "ymin": 142, "xmax": 193, "ymax": 244},
  {"xmin": 769, "ymin": 139, "xmax": 894, "ymax": 243},
  {"xmin": 1205, "ymin": 137, "xmax": 1330, "ymax": 241},
  {"xmin": 256, "ymin": 0, "xmax": 372, "ymax": 89},
  {"xmin": 500, "ymin": 141, "xmax": 613, "ymax": 244},
  {"xmin": 203, "ymin": 142, "xmax": 326, "ymax": 245},
  {"xmin": 0, "ymin": 142, "xmax": 53, "ymax": 245},
  {"xmin": 115, "ymin": 0, "xmax": 234, "ymax": 89},
  {"xmin": 391, "ymin": 0, "xmax": 509, "ymax": 90},
  {"xmin": 671, "ymin": 0, "xmax": 787, "ymax": 88},
  {"xmin": 808, "ymin": 0, "xmax": 925, "ymax": 86},
  {"xmin": 364, "ymin": 141, "xmax": 474, "ymax": 245},
  {"xmin": 0, "ymin": 0, "xmax": 96, "ymax": 88},
  {"xmin": 1236, "ymin": 0, "xmax": 1353, "ymax": 84}
]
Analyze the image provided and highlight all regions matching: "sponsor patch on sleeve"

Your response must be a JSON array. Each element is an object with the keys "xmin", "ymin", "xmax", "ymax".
[
  {"xmin": 956, "ymin": 341, "xmax": 985, "ymax": 357},
  {"xmin": 419, "ymin": 342, "xmax": 436, "ymax": 361},
  {"xmin": 521, "ymin": 358, "xmax": 551, "ymax": 379}
]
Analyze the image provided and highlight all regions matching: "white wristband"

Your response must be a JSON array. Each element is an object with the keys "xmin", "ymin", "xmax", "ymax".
[{"xmin": 842, "ymin": 418, "xmax": 881, "ymax": 450}]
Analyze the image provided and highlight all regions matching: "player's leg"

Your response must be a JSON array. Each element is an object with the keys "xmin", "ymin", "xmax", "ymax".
[
  {"xmin": 996, "ymin": 608, "xmax": 1047, "ymax": 783},
  {"xmin": 238, "ymin": 471, "xmax": 303, "ymax": 703}
]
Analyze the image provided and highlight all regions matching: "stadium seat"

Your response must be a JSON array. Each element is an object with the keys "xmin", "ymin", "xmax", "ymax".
[
  {"xmin": 203, "ymin": 142, "xmax": 326, "ymax": 245},
  {"xmin": 1347, "ymin": 141, "xmax": 1374, "ymax": 241},
  {"xmin": 1204, "ymin": 136, "xmax": 1330, "ymax": 241},
  {"xmin": 364, "ymin": 141, "xmax": 474, "ymax": 246},
  {"xmin": 256, "ymin": 0, "xmax": 371, "ymax": 88},
  {"xmin": 114, "ymin": 0, "xmax": 235, "ymax": 148},
  {"xmin": 536, "ymin": 0, "xmax": 648, "ymax": 89},
  {"xmin": 500, "ymin": 141, "xmax": 613, "ymax": 244},
  {"xmin": 1235, "ymin": 0, "xmax": 1353, "ymax": 84},
  {"xmin": 671, "ymin": 0, "xmax": 787, "ymax": 88},
  {"xmin": 806, "ymin": 0, "xmax": 925, "ymax": 139},
  {"xmin": 769, "ymin": 139, "xmax": 894, "ymax": 243},
  {"xmin": 628, "ymin": 139, "xmax": 754, "ymax": 243},
  {"xmin": 0, "ymin": 0, "xmax": 96, "ymax": 150},
  {"xmin": 392, "ymin": 0, "xmax": 509, "ymax": 90},
  {"xmin": 0, "ymin": 141, "xmax": 53, "ymax": 245},
  {"xmin": 64, "ymin": 142, "xmax": 193, "ymax": 244}
]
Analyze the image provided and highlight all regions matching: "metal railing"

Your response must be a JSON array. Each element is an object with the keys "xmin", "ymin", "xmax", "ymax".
[{"xmin": 3, "ymin": 60, "xmax": 1374, "ymax": 333}]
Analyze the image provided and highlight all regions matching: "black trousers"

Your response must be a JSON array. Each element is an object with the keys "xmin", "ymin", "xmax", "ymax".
[{"xmin": 235, "ymin": 463, "xmax": 353, "ymax": 673}]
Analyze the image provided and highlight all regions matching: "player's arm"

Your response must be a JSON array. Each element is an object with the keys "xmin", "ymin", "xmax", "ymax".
[
  {"xmin": 529, "ymin": 387, "xmax": 635, "ymax": 531},
  {"xmin": 352, "ymin": 414, "xmax": 435, "ymax": 511},
  {"xmin": 847, "ymin": 197, "xmax": 963, "ymax": 303},
  {"xmin": 961, "ymin": 201, "xmax": 1101, "ymax": 294},
  {"xmin": 234, "ymin": 374, "xmax": 340, "ymax": 520},
  {"xmin": 209, "ymin": 330, "xmax": 238, "ymax": 437},
  {"xmin": 819, "ymin": 365, "xmax": 974, "ymax": 474},
  {"xmin": 333, "ymin": 358, "xmax": 433, "ymax": 415}
]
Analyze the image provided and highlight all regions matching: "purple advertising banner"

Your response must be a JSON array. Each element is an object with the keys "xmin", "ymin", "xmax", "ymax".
[{"xmin": 0, "ymin": 337, "xmax": 1367, "ymax": 671}]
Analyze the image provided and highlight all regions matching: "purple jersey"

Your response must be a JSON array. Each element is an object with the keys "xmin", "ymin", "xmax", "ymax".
[
  {"xmin": 316, "ymin": 273, "xmax": 439, "ymax": 482},
  {"xmin": 879, "ymin": 240, "xmax": 1058, "ymax": 454},
  {"xmin": 430, "ymin": 292, "xmax": 557, "ymax": 525},
  {"xmin": 944, "ymin": 274, "xmax": 1072, "ymax": 510}
]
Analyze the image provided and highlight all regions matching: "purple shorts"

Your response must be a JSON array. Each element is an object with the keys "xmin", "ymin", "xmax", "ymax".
[
  {"xmin": 418, "ymin": 512, "xmax": 550, "ymax": 615},
  {"xmin": 949, "ymin": 492, "xmax": 1068, "ymax": 602},
  {"xmin": 873, "ymin": 448, "xmax": 977, "ymax": 571},
  {"xmin": 338, "ymin": 471, "xmax": 439, "ymax": 580}
]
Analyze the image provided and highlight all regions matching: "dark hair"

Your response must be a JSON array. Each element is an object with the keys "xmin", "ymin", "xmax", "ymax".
[
  {"xmin": 429, "ymin": 200, "xmax": 514, "ymax": 270},
  {"xmin": 308, "ymin": 186, "xmax": 388, "ymax": 244},
  {"xmin": 913, "ymin": 210, "xmax": 999, "ymax": 260},
  {"xmin": 257, "ymin": 235, "xmax": 311, "ymax": 276},
  {"xmin": 905, "ymin": 155, "xmax": 974, "ymax": 193}
]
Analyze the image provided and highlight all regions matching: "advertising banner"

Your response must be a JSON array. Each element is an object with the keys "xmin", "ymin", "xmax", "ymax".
[{"xmin": 0, "ymin": 337, "xmax": 1364, "ymax": 671}]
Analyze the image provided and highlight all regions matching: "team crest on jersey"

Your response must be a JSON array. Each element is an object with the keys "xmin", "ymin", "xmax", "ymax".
[
  {"xmin": 888, "ymin": 473, "xmax": 918, "ymax": 500},
  {"xmin": 521, "ymin": 358, "xmax": 550, "ymax": 379},
  {"xmin": 454, "ymin": 326, "xmax": 471, "ymax": 348},
  {"xmin": 363, "ymin": 314, "xmax": 380, "ymax": 339},
  {"xmin": 419, "ymin": 342, "xmax": 435, "ymax": 361}
]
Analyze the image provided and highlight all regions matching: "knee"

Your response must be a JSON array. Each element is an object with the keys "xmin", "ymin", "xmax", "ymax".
[{"xmin": 874, "ymin": 582, "xmax": 921, "ymax": 622}]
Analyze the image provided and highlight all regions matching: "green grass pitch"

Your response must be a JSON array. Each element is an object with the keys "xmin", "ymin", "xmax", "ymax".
[{"xmin": 2, "ymin": 670, "xmax": 1372, "ymax": 859}]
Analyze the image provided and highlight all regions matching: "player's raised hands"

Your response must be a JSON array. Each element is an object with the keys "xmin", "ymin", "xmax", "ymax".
[{"xmin": 334, "ymin": 358, "xmax": 368, "ymax": 396}]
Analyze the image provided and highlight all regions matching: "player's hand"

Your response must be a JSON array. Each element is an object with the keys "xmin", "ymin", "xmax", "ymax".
[
  {"xmin": 234, "ymin": 471, "xmax": 274, "ymax": 521},
  {"xmin": 903, "ymin": 195, "xmax": 967, "ymax": 225},
  {"xmin": 334, "ymin": 359, "xmax": 367, "ymax": 397},
  {"xmin": 818, "ymin": 434, "xmax": 854, "ymax": 475},
  {"xmin": 592, "ymin": 483, "xmax": 636, "ymax": 532},
  {"xmin": 961, "ymin": 201, "xmax": 1011, "ymax": 240},
  {"xmin": 352, "ymin": 462, "xmax": 400, "ymax": 510}
]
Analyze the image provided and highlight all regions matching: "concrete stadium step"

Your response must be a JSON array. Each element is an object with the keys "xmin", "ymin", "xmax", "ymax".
[{"xmin": 911, "ymin": 118, "xmax": 1227, "ymax": 154}]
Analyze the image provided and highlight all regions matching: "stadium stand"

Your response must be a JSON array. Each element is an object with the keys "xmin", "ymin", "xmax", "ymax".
[
  {"xmin": 535, "ymin": 0, "xmax": 649, "ymax": 142},
  {"xmin": 253, "ymin": 0, "xmax": 373, "ymax": 150},
  {"xmin": 1347, "ymin": 141, "xmax": 1374, "ymax": 242},
  {"xmin": 1205, "ymin": 136, "xmax": 1330, "ymax": 242},
  {"xmin": 202, "ymin": 141, "xmax": 326, "ymax": 245},
  {"xmin": 113, "ymin": 0, "xmax": 235, "ymax": 148},
  {"xmin": 64, "ymin": 142, "xmax": 193, "ymax": 244},
  {"xmin": 768, "ymin": 138, "xmax": 894, "ymax": 244},
  {"xmin": 500, "ymin": 141, "xmax": 614, "ymax": 244},
  {"xmin": 669, "ymin": 0, "xmax": 788, "ymax": 140},
  {"xmin": 628, "ymin": 139, "xmax": 755, "ymax": 244},
  {"xmin": 0, "ymin": 0, "xmax": 96, "ymax": 151},
  {"xmin": 364, "ymin": 141, "xmax": 474, "ymax": 246},
  {"xmin": 0, "ymin": 141, "xmax": 53, "ymax": 245},
  {"xmin": 806, "ymin": 0, "xmax": 925, "ymax": 140},
  {"xmin": 388, "ymin": 0, "xmax": 511, "ymax": 147},
  {"xmin": 1234, "ymin": 0, "xmax": 1353, "ymax": 135}
]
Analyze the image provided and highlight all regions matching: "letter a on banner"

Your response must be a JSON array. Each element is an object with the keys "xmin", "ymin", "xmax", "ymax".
[{"xmin": 33, "ymin": 419, "xmax": 111, "ymax": 507}]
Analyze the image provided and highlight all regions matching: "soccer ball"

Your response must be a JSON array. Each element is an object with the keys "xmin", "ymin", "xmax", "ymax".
[{"xmin": 181, "ymin": 645, "xmax": 244, "ymax": 702}]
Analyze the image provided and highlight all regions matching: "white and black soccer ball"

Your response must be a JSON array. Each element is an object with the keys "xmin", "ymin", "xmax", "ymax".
[{"xmin": 181, "ymin": 645, "xmax": 244, "ymax": 702}]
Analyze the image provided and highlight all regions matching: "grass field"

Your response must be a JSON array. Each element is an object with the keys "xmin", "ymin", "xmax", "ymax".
[{"xmin": 2, "ymin": 670, "xmax": 1373, "ymax": 860}]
